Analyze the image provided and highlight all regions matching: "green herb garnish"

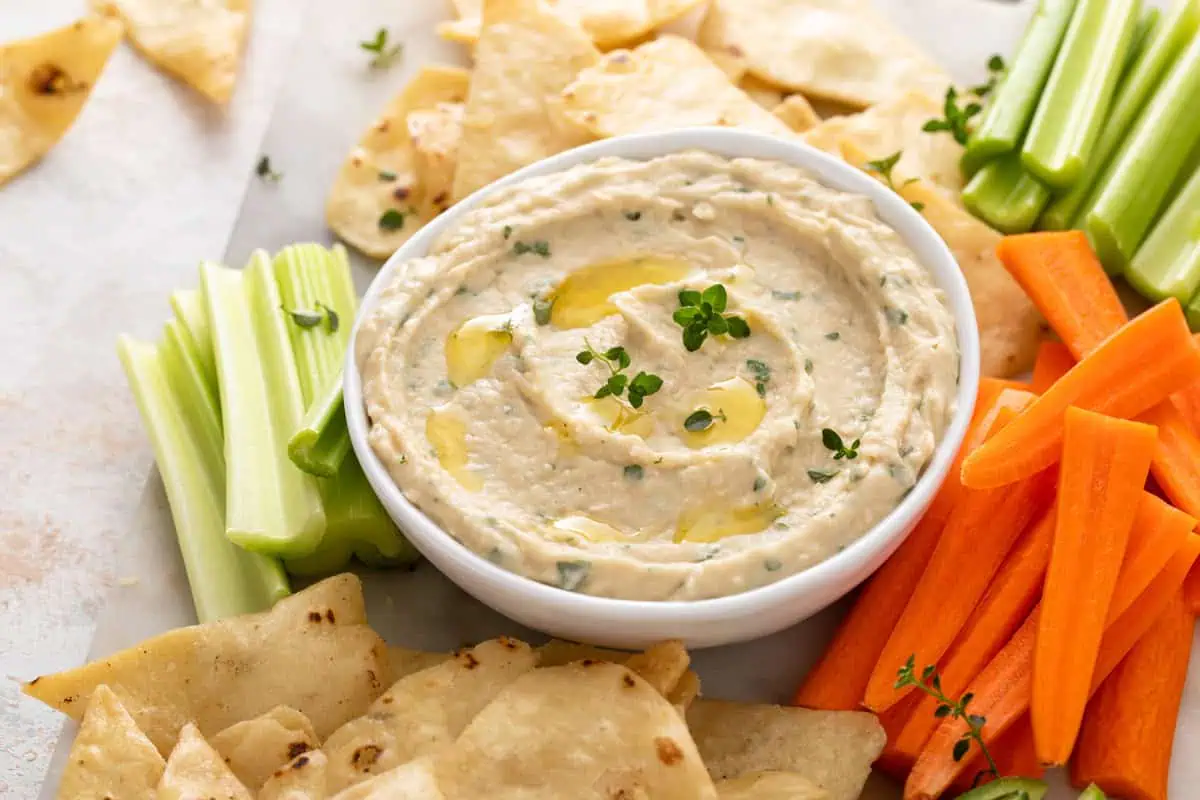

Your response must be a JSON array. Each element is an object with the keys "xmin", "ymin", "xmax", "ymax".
[
  {"xmin": 317, "ymin": 302, "xmax": 340, "ymax": 334},
  {"xmin": 822, "ymin": 428, "xmax": 860, "ymax": 460},
  {"xmin": 378, "ymin": 208, "xmax": 408, "ymax": 231},
  {"xmin": 512, "ymin": 239, "xmax": 551, "ymax": 258},
  {"xmin": 764, "ymin": 558, "xmax": 782, "ymax": 571},
  {"xmin": 623, "ymin": 464, "xmax": 644, "ymax": 481},
  {"xmin": 807, "ymin": 469, "xmax": 838, "ymax": 484},
  {"xmin": 502, "ymin": 225, "xmax": 513, "ymax": 239},
  {"xmin": 280, "ymin": 304, "xmax": 337, "ymax": 333},
  {"xmin": 825, "ymin": 331, "xmax": 841, "ymax": 341},
  {"xmin": 673, "ymin": 284, "xmax": 751, "ymax": 352},
  {"xmin": 556, "ymin": 560, "xmax": 590, "ymax": 592},
  {"xmin": 683, "ymin": 408, "xmax": 726, "ymax": 432},
  {"xmin": 885, "ymin": 307, "xmax": 909, "ymax": 326},
  {"xmin": 623, "ymin": 210, "xmax": 642, "ymax": 221},
  {"xmin": 360, "ymin": 28, "xmax": 404, "ymax": 69},
  {"xmin": 922, "ymin": 86, "xmax": 982, "ymax": 146},
  {"xmin": 576, "ymin": 341, "xmax": 662, "ymax": 409},
  {"xmin": 377, "ymin": 169, "xmax": 397, "ymax": 182},
  {"xmin": 969, "ymin": 54, "xmax": 1007, "ymax": 98},
  {"xmin": 895, "ymin": 657, "xmax": 1000, "ymax": 783},
  {"xmin": 255, "ymin": 155, "xmax": 282, "ymax": 182},
  {"xmin": 532, "ymin": 296, "xmax": 554, "ymax": 325}
]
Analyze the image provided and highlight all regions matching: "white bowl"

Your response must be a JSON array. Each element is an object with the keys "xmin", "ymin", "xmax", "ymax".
[{"xmin": 344, "ymin": 128, "xmax": 980, "ymax": 649}]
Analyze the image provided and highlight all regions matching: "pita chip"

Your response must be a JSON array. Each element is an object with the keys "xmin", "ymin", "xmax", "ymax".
[
  {"xmin": 0, "ymin": 14, "xmax": 122, "ymax": 186},
  {"xmin": 91, "ymin": 0, "xmax": 248, "ymax": 103},
  {"xmin": 439, "ymin": 0, "xmax": 705, "ymax": 50},
  {"xmin": 407, "ymin": 101, "xmax": 464, "ymax": 220},
  {"xmin": 716, "ymin": 771, "xmax": 829, "ymax": 799},
  {"xmin": 158, "ymin": 723, "xmax": 252, "ymax": 800},
  {"xmin": 328, "ymin": 756, "xmax": 443, "ymax": 800},
  {"xmin": 452, "ymin": 0, "xmax": 600, "ymax": 200},
  {"xmin": 772, "ymin": 94, "xmax": 819, "ymax": 133},
  {"xmin": 556, "ymin": 35, "xmax": 793, "ymax": 139},
  {"xmin": 740, "ymin": 75, "xmax": 786, "ymax": 110},
  {"xmin": 805, "ymin": 92, "xmax": 966, "ymax": 197},
  {"xmin": 686, "ymin": 699, "xmax": 884, "ymax": 800},
  {"xmin": 326, "ymin": 66, "xmax": 470, "ymax": 259},
  {"xmin": 320, "ymin": 637, "xmax": 538, "ymax": 793},
  {"xmin": 24, "ymin": 575, "xmax": 389, "ymax": 753},
  {"xmin": 56, "ymin": 685, "xmax": 164, "ymax": 799},
  {"xmin": 697, "ymin": 0, "xmax": 949, "ymax": 109},
  {"xmin": 258, "ymin": 750, "xmax": 329, "ymax": 800},
  {"xmin": 210, "ymin": 706, "xmax": 320, "ymax": 790}
]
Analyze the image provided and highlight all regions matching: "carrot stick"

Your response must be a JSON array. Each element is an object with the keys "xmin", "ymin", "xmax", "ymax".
[
  {"xmin": 793, "ymin": 381, "xmax": 1029, "ymax": 711},
  {"xmin": 999, "ymin": 232, "xmax": 1200, "ymax": 516},
  {"xmin": 996, "ymin": 231, "xmax": 1128, "ymax": 358},
  {"xmin": 865, "ymin": 404, "xmax": 1058, "ymax": 713},
  {"xmin": 1107, "ymin": 493, "xmax": 1196, "ymax": 622},
  {"xmin": 1072, "ymin": 591, "xmax": 1194, "ymax": 800},
  {"xmin": 1186, "ymin": 562, "xmax": 1200, "ymax": 615},
  {"xmin": 960, "ymin": 299, "xmax": 1200, "ymax": 489},
  {"xmin": 1139, "ymin": 401, "xmax": 1200, "ymax": 519},
  {"xmin": 951, "ymin": 721, "xmax": 1045, "ymax": 795},
  {"xmin": 890, "ymin": 505, "xmax": 1057, "ymax": 763},
  {"xmin": 905, "ymin": 534, "xmax": 1200, "ymax": 799},
  {"xmin": 1030, "ymin": 340, "xmax": 1075, "ymax": 392},
  {"xmin": 1033, "ymin": 409, "xmax": 1159, "ymax": 766},
  {"xmin": 875, "ymin": 692, "xmax": 925, "ymax": 780}
]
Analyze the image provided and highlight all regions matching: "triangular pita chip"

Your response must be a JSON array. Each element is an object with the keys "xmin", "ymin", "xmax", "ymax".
[
  {"xmin": 439, "ymin": 0, "xmax": 705, "ymax": 50},
  {"xmin": 0, "ymin": 15, "xmax": 122, "ymax": 186},
  {"xmin": 555, "ymin": 35, "xmax": 793, "ymax": 139},
  {"xmin": 158, "ymin": 723, "xmax": 253, "ymax": 800},
  {"xmin": 686, "ymin": 699, "xmax": 884, "ymax": 800},
  {"xmin": 326, "ymin": 66, "xmax": 470, "ymax": 259},
  {"xmin": 716, "ymin": 771, "xmax": 829, "ymax": 800},
  {"xmin": 25, "ymin": 575, "xmax": 389, "ymax": 753},
  {"xmin": 452, "ymin": 0, "xmax": 600, "ymax": 200},
  {"xmin": 90, "ymin": 0, "xmax": 248, "ymax": 103},
  {"xmin": 210, "ymin": 706, "xmax": 319, "ymax": 790},
  {"xmin": 56, "ymin": 685, "xmax": 165, "ymax": 799},
  {"xmin": 321, "ymin": 637, "xmax": 537, "ymax": 793},
  {"xmin": 805, "ymin": 92, "xmax": 966, "ymax": 197},
  {"xmin": 258, "ymin": 750, "xmax": 329, "ymax": 800},
  {"xmin": 697, "ymin": 0, "xmax": 949, "ymax": 108},
  {"xmin": 740, "ymin": 75, "xmax": 785, "ymax": 110},
  {"xmin": 386, "ymin": 646, "xmax": 451, "ymax": 682},
  {"xmin": 407, "ymin": 101, "xmax": 464, "ymax": 220},
  {"xmin": 434, "ymin": 662, "xmax": 718, "ymax": 798},
  {"xmin": 772, "ymin": 94, "xmax": 819, "ymax": 133},
  {"xmin": 328, "ymin": 756, "xmax": 443, "ymax": 800}
]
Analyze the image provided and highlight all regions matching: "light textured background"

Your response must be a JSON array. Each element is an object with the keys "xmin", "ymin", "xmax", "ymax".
[{"xmin": 4, "ymin": 2, "xmax": 1195, "ymax": 799}]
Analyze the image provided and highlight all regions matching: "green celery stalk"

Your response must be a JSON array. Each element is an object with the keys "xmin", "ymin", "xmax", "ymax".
[
  {"xmin": 962, "ymin": 151, "xmax": 1053, "ymax": 233},
  {"xmin": 275, "ymin": 244, "xmax": 347, "ymax": 402},
  {"xmin": 1083, "ymin": 32, "xmax": 1200, "ymax": 273},
  {"xmin": 1040, "ymin": 0, "xmax": 1200, "ymax": 230},
  {"xmin": 202, "ymin": 255, "xmax": 325, "ymax": 557},
  {"xmin": 965, "ymin": 0, "xmax": 1079, "ymax": 167},
  {"xmin": 289, "ymin": 369, "xmax": 351, "ymax": 477},
  {"xmin": 1128, "ymin": 7, "xmax": 1162, "ymax": 67},
  {"xmin": 1128, "ymin": 161, "xmax": 1200, "ymax": 303},
  {"xmin": 169, "ymin": 289, "xmax": 218, "ymax": 405},
  {"xmin": 1021, "ymin": 0, "xmax": 1142, "ymax": 188},
  {"xmin": 117, "ymin": 334, "xmax": 289, "ymax": 622}
]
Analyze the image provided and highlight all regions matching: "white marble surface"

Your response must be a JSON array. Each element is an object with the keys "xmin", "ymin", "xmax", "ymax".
[{"xmin": 6, "ymin": 1, "xmax": 1197, "ymax": 799}]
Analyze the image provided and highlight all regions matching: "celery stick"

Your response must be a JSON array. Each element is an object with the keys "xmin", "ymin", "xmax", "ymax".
[
  {"xmin": 202, "ymin": 255, "xmax": 325, "ymax": 556},
  {"xmin": 962, "ymin": 152, "xmax": 1053, "ymax": 233},
  {"xmin": 1021, "ymin": 0, "xmax": 1141, "ymax": 188},
  {"xmin": 118, "ymin": 335, "xmax": 289, "ymax": 621},
  {"xmin": 1040, "ymin": 0, "xmax": 1200, "ymax": 229},
  {"xmin": 1186, "ymin": 285, "xmax": 1200, "ymax": 331},
  {"xmin": 288, "ymin": 369, "xmax": 351, "ymax": 477},
  {"xmin": 275, "ymin": 244, "xmax": 347, "ymax": 403},
  {"xmin": 966, "ymin": 0, "xmax": 1079, "ymax": 165},
  {"xmin": 1128, "ymin": 7, "xmax": 1162, "ymax": 68},
  {"xmin": 163, "ymin": 319, "xmax": 222, "ymax": 466},
  {"xmin": 1128, "ymin": 162, "xmax": 1200, "ymax": 303},
  {"xmin": 1083, "ymin": 33, "xmax": 1200, "ymax": 273},
  {"xmin": 169, "ymin": 289, "xmax": 217, "ymax": 401}
]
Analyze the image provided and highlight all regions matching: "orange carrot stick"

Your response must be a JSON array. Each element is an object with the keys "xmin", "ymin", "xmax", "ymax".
[
  {"xmin": 905, "ymin": 534, "xmax": 1200, "ymax": 799},
  {"xmin": 1167, "ymin": 333, "xmax": 1200, "ymax": 437},
  {"xmin": 995, "ymin": 231, "xmax": 1128, "ymax": 358},
  {"xmin": 1030, "ymin": 340, "xmax": 1074, "ymax": 393},
  {"xmin": 865, "ymin": 404, "xmax": 1058, "ymax": 713},
  {"xmin": 951, "ymin": 722, "xmax": 1045, "ymax": 795},
  {"xmin": 1186, "ymin": 563, "xmax": 1200, "ymax": 615},
  {"xmin": 1033, "ymin": 409, "xmax": 1158, "ymax": 766},
  {"xmin": 793, "ymin": 379, "xmax": 1017, "ymax": 710},
  {"xmin": 1108, "ymin": 493, "xmax": 1196, "ymax": 622},
  {"xmin": 891, "ymin": 505, "xmax": 1057, "ymax": 763},
  {"xmin": 1072, "ymin": 591, "xmax": 1194, "ymax": 800},
  {"xmin": 961, "ymin": 299, "xmax": 1200, "ymax": 489},
  {"xmin": 875, "ymin": 692, "xmax": 925, "ymax": 780},
  {"xmin": 1139, "ymin": 401, "xmax": 1200, "ymax": 519}
]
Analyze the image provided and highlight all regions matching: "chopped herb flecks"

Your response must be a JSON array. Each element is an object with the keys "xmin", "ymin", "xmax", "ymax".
[
  {"xmin": 532, "ymin": 296, "xmax": 554, "ymax": 325},
  {"xmin": 825, "ymin": 331, "xmax": 841, "ymax": 341},
  {"xmin": 377, "ymin": 169, "xmax": 397, "ymax": 181},
  {"xmin": 502, "ymin": 225, "xmax": 513, "ymax": 239},
  {"xmin": 969, "ymin": 54, "xmax": 1007, "ymax": 98},
  {"xmin": 885, "ymin": 307, "xmax": 909, "ymax": 326},
  {"xmin": 764, "ymin": 558, "xmax": 782, "ymax": 571},
  {"xmin": 556, "ymin": 560, "xmax": 590, "ymax": 592},
  {"xmin": 623, "ymin": 210, "xmax": 642, "ymax": 221},
  {"xmin": 684, "ymin": 408, "xmax": 726, "ymax": 432},
  {"xmin": 808, "ymin": 469, "xmax": 838, "ymax": 484},
  {"xmin": 623, "ymin": 464, "xmax": 644, "ymax": 481},
  {"xmin": 255, "ymin": 155, "xmax": 282, "ymax": 182},
  {"xmin": 746, "ymin": 358, "xmax": 771, "ymax": 397},
  {"xmin": 771, "ymin": 289, "xmax": 801, "ymax": 301},
  {"xmin": 512, "ymin": 240, "xmax": 551, "ymax": 258},
  {"xmin": 922, "ymin": 86, "xmax": 982, "ymax": 146},
  {"xmin": 804, "ymin": 358, "xmax": 814, "ymax": 375},
  {"xmin": 378, "ymin": 208, "xmax": 410, "ymax": 231}
]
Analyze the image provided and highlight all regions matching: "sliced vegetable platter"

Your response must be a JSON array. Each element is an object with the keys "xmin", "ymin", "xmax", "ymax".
[{"xmin": 39, "ymin": 1, "xmax": 1200, "ymax": 799}]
